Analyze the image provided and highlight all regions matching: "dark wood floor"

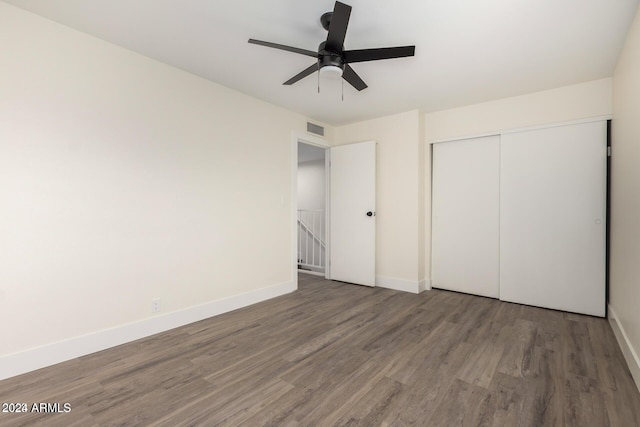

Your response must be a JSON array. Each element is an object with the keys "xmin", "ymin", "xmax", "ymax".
[{"xmin": 1, "ymin": 273, "xmax": 639, "ymax": 426}]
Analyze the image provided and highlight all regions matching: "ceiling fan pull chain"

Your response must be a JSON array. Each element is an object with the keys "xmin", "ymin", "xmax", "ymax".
[
  {"xmin": 342, "ymin": 77, "xmax": 344, "ymax": 101},
  {"xmin": 317, "ymin": 69, "xmax": 320, "ymax": 94}
]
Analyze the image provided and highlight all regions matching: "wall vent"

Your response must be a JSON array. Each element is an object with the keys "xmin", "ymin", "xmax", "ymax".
[{"xmin": 307, "ymin": 122, "xmax": 325, "ymax": 137}]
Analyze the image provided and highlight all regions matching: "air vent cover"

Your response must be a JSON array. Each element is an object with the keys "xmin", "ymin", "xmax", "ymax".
[{"xmin": 307, "ymin": 122, "xmax": 325, "ymax": 136}]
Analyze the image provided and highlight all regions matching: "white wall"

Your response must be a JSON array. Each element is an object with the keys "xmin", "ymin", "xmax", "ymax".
[
  {"xmin": 423, "ymin": 78, "xmax": 613, "ymax": 279},
  {"xmin": 335, "ymin": 110, "xmax": 424, "ymax": 292},
  {"xmin": 297, "ymin": 159, "xmax": 325, "ymax": 213},
  {"xmin": 297, "ymin": 157, "xmax": 326, "ymax": 265},
  {"xmin": 0, "ymin": 3, "xmax": 307, "ymax": 369},
  {"xmin": 611, "ymin": 3, "xmax": 640, "ymax": 388}
]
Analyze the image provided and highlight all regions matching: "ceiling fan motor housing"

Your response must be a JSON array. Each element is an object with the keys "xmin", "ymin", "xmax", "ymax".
[{"xmin": 318, "ymin": 41, "xmax": 344, "ymax": 71}]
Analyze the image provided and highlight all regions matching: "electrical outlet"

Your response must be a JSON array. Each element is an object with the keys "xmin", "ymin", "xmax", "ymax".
[{"xmin": 151, "ymin": 298, "xmax": 161, "ymax": 314}]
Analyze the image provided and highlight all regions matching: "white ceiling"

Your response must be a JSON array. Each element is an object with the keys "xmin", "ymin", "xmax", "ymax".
[{"xmin": 3, "ymin": 0, "xmax": 638, "ymax": 126}]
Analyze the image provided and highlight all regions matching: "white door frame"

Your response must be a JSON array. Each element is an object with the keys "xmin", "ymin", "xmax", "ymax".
[{"xmin": 291, "ymin": 131, "xmax": 331, "ymax": 289}]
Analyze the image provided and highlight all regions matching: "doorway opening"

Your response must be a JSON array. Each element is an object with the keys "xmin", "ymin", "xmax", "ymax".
[
  {"xmin": 297, "ymin": 142, "xmax": 328, "ymax": 276},
  {"xmin": 291, "ymin": 134, "xmax": 377, "ymax": 288}
]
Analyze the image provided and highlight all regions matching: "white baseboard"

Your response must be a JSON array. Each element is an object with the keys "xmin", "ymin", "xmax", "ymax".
[
  {"xmin": 608, "ymin": 304, "xmax": 640, "ymax": 393},
  {"xmin": 376, "ymin": 276, "xmax": 427, "ymax": 294},
  {"xmin": 0, "ymin": 280, "xmax": 296, "ymax": 381},
  {"xmin": 297, "ymin": 269, "xmax": 325, "ymax": 277}
]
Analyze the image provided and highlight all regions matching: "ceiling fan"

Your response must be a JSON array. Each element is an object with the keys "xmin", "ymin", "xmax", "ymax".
[{"xmin": 248, "ymin": 1, "xmax": 415, "ymax": 91}]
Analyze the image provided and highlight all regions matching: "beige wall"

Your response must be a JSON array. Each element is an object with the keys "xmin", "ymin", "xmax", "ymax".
[
  {"xmin": 0, "ymin": 3, "xmax": 308, "ymax": 357},
  {"xmin": 611, "ymin": 4, "xmax": 640, "ymax": 383},
  {"xmin": 425, "ymin": 78, "xmax": 612, "ymax": 143},
  {"xmin": 335, "ymin": 111, "xmax": 424, "ymax": 286},
  {"xmin": 423, "ymin": 79, "xmax": 613, "ymax": 278},
  {"xmin": 418, "ymin": 113, "xmax": 427, "ymax": 282}
]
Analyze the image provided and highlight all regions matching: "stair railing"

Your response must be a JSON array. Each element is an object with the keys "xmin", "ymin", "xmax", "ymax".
[{"xmin": 297, "ymin": 209, "xmax": 325, "ymax": 272}]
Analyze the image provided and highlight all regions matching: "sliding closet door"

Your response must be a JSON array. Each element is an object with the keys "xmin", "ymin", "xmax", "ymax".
[
  {"xmin": 432, "ymin": 136, "xmax": 500, "ymax": 298},
  {"xmin": 500, "ymin": 121, "xmax": 606, "ymax": 316}
]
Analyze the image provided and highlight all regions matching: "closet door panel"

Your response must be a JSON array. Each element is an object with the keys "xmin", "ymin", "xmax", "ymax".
[
  {"xmin": 499, "ymin": 121, "xmax": 606, "ymax": 316},
  {"xmin": 431, "ymin": 136, "xmax": 500, "ymax": 298}
]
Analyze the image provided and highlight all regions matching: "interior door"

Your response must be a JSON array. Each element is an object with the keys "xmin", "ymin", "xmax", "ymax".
[
  {"xmin": 330, "ymin": 141, "xmax": 376, "ymax": 286},
  {"xmin": 431, "ymin": 136, "xmax": 501, "ymax": 297},
  {"xmin": 499, "ymin": 121, "xmax": 606, "ymax": 316}
]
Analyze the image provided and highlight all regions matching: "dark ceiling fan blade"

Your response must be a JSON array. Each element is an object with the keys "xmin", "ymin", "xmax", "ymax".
[
  {"xmin": 325, "ymin": 1, "xmax": 352, "ymax": 53},
  {"xmin": 342, "ymin": 64, "xmax": 367, "ymax": 91},
  {"xmin": 284, "ymin": 63, "xmax": 320, "ymax": 85},
  {"xmin": 248, "ymin": 39, "xmax": 317, "ymax": 58},
  {"xmin": 343, "ymin": 46, "xmax": 415, "ymax": 63}
]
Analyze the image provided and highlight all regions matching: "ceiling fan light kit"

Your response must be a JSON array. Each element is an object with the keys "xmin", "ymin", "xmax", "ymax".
[
  {"xmin": 319, "ymin": 65, "xmax": 343, "ymax": 78},
  {"xmin": 248, "ymin": 1, "xmax": 415, "ymax": 95}
]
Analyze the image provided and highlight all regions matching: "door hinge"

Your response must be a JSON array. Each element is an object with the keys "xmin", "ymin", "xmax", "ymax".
[{"xmin": 607, "ymin": 146, "xmax": 612, "ymax": 157}]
